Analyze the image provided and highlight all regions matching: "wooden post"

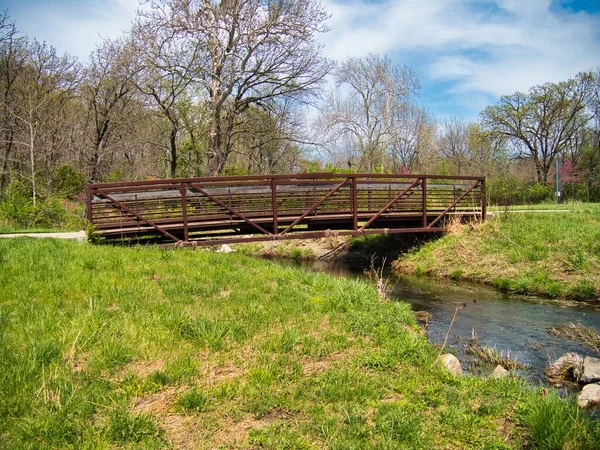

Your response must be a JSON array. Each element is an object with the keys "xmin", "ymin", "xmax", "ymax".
[
  {"xmin": 422, "ymin": 177, "xmax": 427, "ymax": 228},
  {"xmin": 481, "ymin": 178, "xmax": 486, "ymax": 222},
  {"xmin": 135, "ymin": 194, "xmax": 140, "ymax": 230},
  {"xmin": 351, "ymin": 177, "xmax": 358, "ymax": 231},
  {"xmin": 86, "ymin": 184, "xmax": 93, "ymax": 224},
  {"xmin": 181, "ymin": 182, "xmax": 189, "ymax": 241},
  {"xmin": 271, "ymin": 178, "xmax": 278, "ymax": 235}
]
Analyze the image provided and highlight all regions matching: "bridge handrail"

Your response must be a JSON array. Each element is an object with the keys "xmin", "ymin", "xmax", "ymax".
[{"xmin": 87, "ymin": 173, "xmax": 486, "ymax": 244}]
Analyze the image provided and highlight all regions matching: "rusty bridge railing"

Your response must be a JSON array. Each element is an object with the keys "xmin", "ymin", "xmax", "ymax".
[{"xmin": 87, "ymin": 173, "xmax": 486, "ymax": 245}]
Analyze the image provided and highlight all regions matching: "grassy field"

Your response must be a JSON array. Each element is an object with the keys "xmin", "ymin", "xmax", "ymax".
[
  {"xmin": 486, "ymin": 202, "xmax": 596, "ymax": 212},
  {"xmin": 1, "ymin": 239, "xmax": 599, "ymax": 449},
  {"xmin": 0, "ymin": 226, "xmax": 65, "ymax": 234},
  {"xmin": 395, "ymin": 204, "xmax": 600, "ymax": 301}
]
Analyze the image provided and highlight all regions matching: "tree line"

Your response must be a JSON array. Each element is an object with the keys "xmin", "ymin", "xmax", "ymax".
[{"xmin": 0, "ymin": 1, "xmax": 599, "ymax": 227}]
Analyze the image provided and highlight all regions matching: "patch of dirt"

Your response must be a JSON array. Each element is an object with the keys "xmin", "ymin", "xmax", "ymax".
[
  {"xmin": 133, "ymin": 387, "xmax": 181, "ymax": 415},
  {"xmin": 209, "ymin": 411, "xmax": 290, "ymax": 449},
  {"xmin": 150, "ymin": 273, "xmax": 168, "ymax": 281},
  {"xmin": 243, "ymin": 237, "xmax": 349, "ymax": 260},
  {"xmin": 495, "ymin": 416, "xmax": 518, "ymax": 446},
  {"xmin": 306, "ymin": 315, "xmax": 332, "ymax": 339},
  {"xmin": 69, "ymin": 351, "xmax": 91, "ymax": 373},
  {"xmin": 380, "ymin": 392, "xmax": 404, "ymax": 403},
  {"xmin": 159, "ymin": 413, "xmax": 205, "ymax": 449},
  {"xmin": 199, "ymin": 363, "xmax": 245, "ymax": 385},
  {"xmin": 302, "ymin": 349, "xmax": 354, "ymax": 376},
  {"xmin": 133, "ymin": 388, "xmax": 211, "ymax": 448},
  {"xmin": 116, "ymin": 359, "xmax": 164, "ymax": 380}
]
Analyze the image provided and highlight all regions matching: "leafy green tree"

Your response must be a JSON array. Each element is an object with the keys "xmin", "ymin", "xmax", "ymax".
[{"xmin": 482, "ymin": 73, "xmax": 593, "ymax": 183}]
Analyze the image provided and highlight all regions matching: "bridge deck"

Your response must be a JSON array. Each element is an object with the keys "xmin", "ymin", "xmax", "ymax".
[{"xmin": 87, "ymin": 173, "xmax": 486, "ymax": 245}]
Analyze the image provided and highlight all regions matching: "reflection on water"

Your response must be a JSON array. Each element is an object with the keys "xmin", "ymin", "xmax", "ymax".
[{"xmin": 286, "ymin": 259, "xmax": 600, "ymax": 383}]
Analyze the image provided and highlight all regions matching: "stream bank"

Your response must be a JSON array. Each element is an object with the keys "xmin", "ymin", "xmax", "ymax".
[
  {"xmin": 394, "ymin": 207, "xmax": 600, "ymax": 302},
  {"xmin": 278, "ymin": 257, "xmax": 600, "ymax": 386}
]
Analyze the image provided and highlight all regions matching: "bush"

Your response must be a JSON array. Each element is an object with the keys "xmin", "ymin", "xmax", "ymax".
[
  {"xmin": 0, "ymin": 179, "xmax": 83, "ymax": 230},
  {"xmin": 488, "ymin": 176, "xmax": 553, "ymax": 207},
  {"xmin": 0, "ymin": 194, "xmax": 66, "ymax": 229},
  {"xmin": 52, "ymin": 165, "xmax": 85, "ymax": 200}
]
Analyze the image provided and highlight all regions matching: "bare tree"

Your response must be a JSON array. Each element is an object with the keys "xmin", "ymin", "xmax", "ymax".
[
  {"xmin": 317, "ymin": 53, "xmax": 420, "ymax": 172},
  {"xmin": 0, "ymin": 11, "xmax": 27, "ymax": 199},
  {"xmin": 388, "ymin": 105, "xmax": 433, "ymax": 172},
  {"xmin": 138, "ymin": 0, "xmax": 331, "ymax": 175},
  {"xmin": 81, "ymin": 39, "xmax": 136, "ymax": 182},
  {"xmin": 130, "ymin": 15, "xmax": 199, "ymax": 178},
  {"xmin": 467, "ymin": 121, "xmax": 502, "ymax": 177},
  {"xmin": 229, "ymin": 99, "xmax": 305, "ymax": 174},
  {"xmin": 439, "ymin": 118, "xmax": 472, "ymax": 175},
  {"xmin": 10, "ymin": 40, "xmax": 79, "ymax": 205},
  {"xmin": 482, "ymin": 72, "xmax": 593, "ymax": 182}
]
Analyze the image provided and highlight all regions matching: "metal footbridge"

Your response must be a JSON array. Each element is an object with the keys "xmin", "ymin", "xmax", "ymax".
[{"xmin": 86, "ymin": 173, "xmax": 486, "ymax": 245}]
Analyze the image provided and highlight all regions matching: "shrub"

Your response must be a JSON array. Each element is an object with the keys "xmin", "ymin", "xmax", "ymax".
[
  {"xmin": 52, "ymin": 165, "xmax": 85, "ymax": 200},
  {"xmin": 0, "ymin": 179, "xmax": 84, "ymax": 229},
  {"xmin": 488, "ymin": 176, "xmax": 553, "ymax": 207}
]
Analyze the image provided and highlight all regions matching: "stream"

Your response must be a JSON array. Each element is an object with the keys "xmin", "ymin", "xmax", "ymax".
[{"xmin": 284, "ymin": 259, "xmax": 600, "ymax": 384}]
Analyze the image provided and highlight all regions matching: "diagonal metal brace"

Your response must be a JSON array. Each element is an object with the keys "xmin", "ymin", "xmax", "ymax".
[
  {"xmin": 280, "ymin": 179, "xmax": 349, "ymax": 235},
  {"xmin": 96, "ymin": 191, "xmax": 182, "ymax": 242},
  {"xmin": 189, "ymin": 184, "xmax": 273, "ymax": 236},
  {"xmin": 427, "ymin": 181, "xmax": 481, "ymax": 228},
  {"xmin": 359, "ymin": 178, "xmax": 421, "ymax": 232}
]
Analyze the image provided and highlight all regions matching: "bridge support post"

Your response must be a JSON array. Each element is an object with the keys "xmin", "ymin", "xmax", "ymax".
[
  {"xmin": 481, "ymin": 178, "xmax": 487, "ymax": 221},
  {"xmin": 271, "ymin": 178, "xmax": 278, "ymax": 235},
  {"xmin": 422, "ymin": 177, "xmax": 427, "ymax": 227},
  {"xmin": 181, "ymin": 182, "xmax": 189, "ymax": 241},
  {"xmin": 351, "ymin": 176, "xmax": 358, "ymax": 231},
  {"xmin": 86, "ymin": 183, "xmax": 93, "ymax": 223}
]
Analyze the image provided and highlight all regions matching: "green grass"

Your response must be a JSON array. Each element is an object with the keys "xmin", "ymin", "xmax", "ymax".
[
  {"xmin": 0, "ymin": 239, "xmax": 599, "ymax": 448},
  {"xmin": 487, "ymin": 201, "xmax": 600, "ymax": 212},
  {"xmin": 0, "ymin": 226, "xmax": 73, "ymax": 234},
  {"xmin": 395, "ymin": 205, "xmax": 600, "ymax": 301},
  {"xmin": 488, "ymin": 202, "xmax": 600, "ymax": 213}
]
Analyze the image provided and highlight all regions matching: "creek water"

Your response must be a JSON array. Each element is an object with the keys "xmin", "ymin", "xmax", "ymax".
[{"xmin": 284, "ymin": 259, "xmax": 600, "ymax": 384}]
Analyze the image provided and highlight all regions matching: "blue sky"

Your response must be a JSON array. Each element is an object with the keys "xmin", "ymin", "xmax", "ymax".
[{"xmin": 1, "ymin": 0, "xmax": 599, "ymax": 119}]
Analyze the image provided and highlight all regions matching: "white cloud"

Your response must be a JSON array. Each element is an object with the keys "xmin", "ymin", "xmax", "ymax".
[
  {"xmin": 320, "ymin": 0, "xmax": 600, "ymax": 101},
  {"xmin": 5, "ymin": 0, "xmax": 140, "ymax": 60},
  {"xmin": 3, "ymin": 0, "xmax": 599, "ymax": 117}
]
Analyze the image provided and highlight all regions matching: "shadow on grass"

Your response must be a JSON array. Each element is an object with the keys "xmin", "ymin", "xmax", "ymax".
[{"xmin": 346, "ymin": 232, "xmax": 443, "ymax": 267}]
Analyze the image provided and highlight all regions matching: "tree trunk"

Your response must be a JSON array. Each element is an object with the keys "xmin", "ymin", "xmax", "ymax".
[
  {"xmin": 29, "ymin": 129, "xmax": 36, "ymax": 207},
  {"xmin": 89, "ymin": 148, "xmax": 101, "ymax": 183},
  {"xmin": 0, "ymin": 131, "xmax": 14, "ymax": 201},
  {"xmin": 207, "ymin": 108, "xmax": 223, "ymax": 176},
  {"xmin": 534, "ymin": 157, "xmax": 544, "ymax": 183},
  {"xmin": 169, "ymin": 126, "xmax": 178, "ymax": 178}
]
